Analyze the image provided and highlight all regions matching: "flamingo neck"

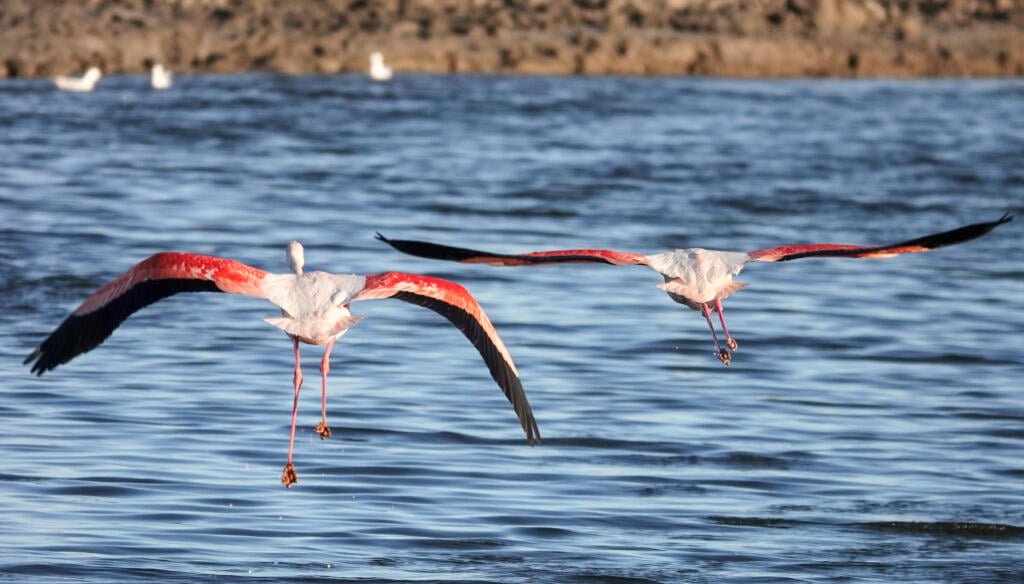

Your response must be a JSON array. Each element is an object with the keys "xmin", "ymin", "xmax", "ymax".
[{"xmin": 287, "ymin": 241, "xmax": 305, "ymax": 275}]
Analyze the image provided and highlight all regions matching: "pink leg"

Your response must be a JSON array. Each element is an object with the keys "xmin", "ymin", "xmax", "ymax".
[
  {"xmin": 714, "ymin": 298, "xmax": 738, "ymax": 352},
  {"xmin": 282, "ymin": 337, "xmax": 302, "ymax": 488},
  {"xmin": 314, "ymin": 339, "xmax": 335, "ymax": 440},
  {"xmin": 701, "ymin": 303, "xmax": 731, "ymax": 366}
]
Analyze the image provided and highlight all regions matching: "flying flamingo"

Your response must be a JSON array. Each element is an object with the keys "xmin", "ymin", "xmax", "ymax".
[
  {"xmin": 24, "ymin": 241, "xmax": 540, "ymax": 487},
  {"xmin": 377, "ymin": 214, "xmax": 1012, "ymax": 365}
]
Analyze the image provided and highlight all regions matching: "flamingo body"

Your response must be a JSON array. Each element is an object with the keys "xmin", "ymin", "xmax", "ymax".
[
  {"xmin": 262, "ymin": 272, "xmax": 366, "ymax": 344},
  {"xmin": 645, "ymin": 249, "xmax": 750, "ymax": 309},
  {"xmin": 26, "ymin": 242, "xmax": 539, "ymax": 487},
  {"xmin": 378, "ymin": 213, "xmax": 1012, "ymax": 365}
]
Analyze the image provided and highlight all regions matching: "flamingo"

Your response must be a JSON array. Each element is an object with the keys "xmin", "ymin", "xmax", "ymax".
[
  {"xmin": 150, "ymin": 64, "xmax": 172, "ymax": 90},
  {"xmin": 368, "ymin": 51, "xmax": 393, "ymax": 82},
  {"xmin": 377, "ymin": 214, "xmax": 1013, "ymax": 365},
  {"xmin": 53, "ymin": 67, "xmax": 102, "ymax": 92},
  {"xmin": 24, "ymin": 241, "xmax": 540, "ymax": 487}
]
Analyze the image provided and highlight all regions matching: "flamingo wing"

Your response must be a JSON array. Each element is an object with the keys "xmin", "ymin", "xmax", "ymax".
[
  {"xmin": 25, "ymin": 253, "xmax": 268, "ymax": 375},
  {"xmin": 747, "ymin": 213, "xmax": 1013, "ymax": 262},
  {"xmin": 354, "ymin": 271, "xmax": 540, "ymax": 445},
  {"xmin": 376, "ymin": 233, "xmax": 648, "ymax": 267}
]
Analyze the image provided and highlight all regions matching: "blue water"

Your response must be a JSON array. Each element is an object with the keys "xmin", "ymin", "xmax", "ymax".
[{"xmin": 1, "ymin": 74, "xmax": 1022, "ymax": 583}]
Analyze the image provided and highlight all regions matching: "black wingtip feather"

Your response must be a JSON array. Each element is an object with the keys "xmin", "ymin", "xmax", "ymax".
[
  {"xmin": 25, "ymin": 278, "xmax": 223, "ymax": 376},
  {"xmin": 774, "ymin": 213, "xmax": 1014, "ymax": 262},
  {"xmin": 391, "ymin": 290, "xmax": 541, "ymax": 445},
  {"xmin": 900, "ymin": 212, "xmax": 1014, "ymax": 251},
  {"xmin": 25, "ymin": 308, "xmax": 125, "ymax": 375},
  {"xmin": 377, "ymin": 235, "xmax": 496, "ymax": 263}
]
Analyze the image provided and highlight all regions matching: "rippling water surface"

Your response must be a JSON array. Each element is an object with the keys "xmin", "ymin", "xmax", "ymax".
[{"xmin": 1, "ymin": 74, "xmax": 1022, "ymax": 582}]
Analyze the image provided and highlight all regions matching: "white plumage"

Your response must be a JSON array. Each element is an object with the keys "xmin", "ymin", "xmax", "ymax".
[
  {"xmin": 646, "ymin": 249, "xmax": 750, "ymax": 310},
  {"xmin": 150, "ymin": 64, "xmax": 172, "ymax": 90},
  {"xmin": 54, "ymin": 67, "xmax": 102, "ymax": 92},
  {"xmin": 368, "ymin": 51, "xmax": 393, "ymax": 82}
]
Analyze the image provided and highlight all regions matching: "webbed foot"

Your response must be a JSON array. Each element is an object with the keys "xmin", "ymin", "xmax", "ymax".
[
  {"xmin": 315, "ymin": 421, "xmax": 332, "ymax": 440},
  {"xmin": 717, "ymin": 349, "xmax": 732, "ymax": 366},
  {"xmin": 281, "ymin": 463, "xmax": 298, "ymax": 488}
]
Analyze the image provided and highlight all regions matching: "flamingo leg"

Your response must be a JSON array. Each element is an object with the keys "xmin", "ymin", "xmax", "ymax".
[
  {"xmin": 282, "ymin": 337, "xmax": 303, "ymax": 488},
  {"xmin": 314, "ymin": 339, "xmax": 335, "ymax": 440},
  {"xmin": 701, "ymin": 303, "xmax": 731, "ymax": 366},
  {"xmin": 714, "ymin": 298, "xmax": 738, "ymax": 352}
]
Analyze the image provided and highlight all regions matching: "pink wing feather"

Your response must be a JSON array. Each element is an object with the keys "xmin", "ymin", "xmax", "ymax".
[
  {"xmin": 748, "ymin": 214, "xmax": 1012, "ymax": 262},
  {"xmin": 376, "ymin": 233, "xmax": 648, "ymax": 267},
  {"xmin": 355, "ymin": 271, "xmax": 540, "ymax": 445},
  {"xmin": 26, "ymin": 252, "xmax": 268, "ymax": 375}
]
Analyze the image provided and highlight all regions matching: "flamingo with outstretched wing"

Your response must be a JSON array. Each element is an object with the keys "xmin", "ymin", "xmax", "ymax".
[
  {"xmin": 378, "ymin": 214, "xmax": 1012, "ymax": 365},
  {"xmin": 25, "ymin": 241, "xmax": 540, "ymax": 487}
]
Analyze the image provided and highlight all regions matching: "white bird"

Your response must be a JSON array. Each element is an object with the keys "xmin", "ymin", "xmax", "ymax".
[
  {"xmin": 25, "ymin": 241, "xmax": 540, "ymax": 487},
  {"xmin": 53, "ymin": 67, "xmax": 102, "ymax": 92},
  {"xmin": 368, "ymin": 51, "xmax": 393, "ymax": 82},
  {"xmin": 150, "ymin": 64, "xmax": 172, "ymax": 90},
  {"xmin": 378, "ymin": 214, "xmax": 1012, "ymax": 365}
]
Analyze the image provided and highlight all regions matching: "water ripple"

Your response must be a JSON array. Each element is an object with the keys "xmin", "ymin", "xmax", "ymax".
[{"xmin": 0, "ymin": 75, "xmax": 1021, "ymax": 583}]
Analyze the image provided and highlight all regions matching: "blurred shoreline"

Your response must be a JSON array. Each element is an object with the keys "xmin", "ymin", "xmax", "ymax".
[{"xmin": 2, "ymin": 0, "xmax": 1022, "ymax": 79}]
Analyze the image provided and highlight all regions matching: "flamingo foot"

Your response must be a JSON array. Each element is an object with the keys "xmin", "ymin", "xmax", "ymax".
[
  {"xmin": 717, "ymin": 348, "xmax": 732, "ymax": 366},
  {"xmin": 314, "ymin": 421, "xmax": 332, "ymax": 440},
  {"xmin": 281, "ymin": 463, "xmax": 298, "ymax": 488},
  {"xmin": 726, "ymin": 337, "xmax": 739, "ymax": 352}
]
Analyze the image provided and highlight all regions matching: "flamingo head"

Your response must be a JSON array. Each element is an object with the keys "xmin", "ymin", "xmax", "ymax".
[{"xmin": 287, "ymin": 241, "xmax": 305, "ymax": 275}]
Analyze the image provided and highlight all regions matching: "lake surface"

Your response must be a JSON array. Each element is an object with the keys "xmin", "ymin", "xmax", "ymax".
[{"xmin": 1, "ymin": 73, "xmax": 1021, "ymax": 583}]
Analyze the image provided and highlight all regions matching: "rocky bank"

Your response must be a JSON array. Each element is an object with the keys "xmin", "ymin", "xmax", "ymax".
[{"xmin": 2, "ymin": 0, "xmax": 1023, "ymax": 78}]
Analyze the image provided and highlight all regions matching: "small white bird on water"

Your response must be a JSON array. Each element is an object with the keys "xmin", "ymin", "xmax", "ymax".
[
  {"xmin": 368, "ymin": 51, "xmax": 393, "ymax": 82},
  {"xmin": 25, "ymin": 241, "xmax": 540, "ymax": 488},
  {"xmin": 151, "ymin": 64, "xmax": 172, "ymax": 90},
  {"xmin": 54, "ymin": 67, "xmax": 102, "ymax": 92}
]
